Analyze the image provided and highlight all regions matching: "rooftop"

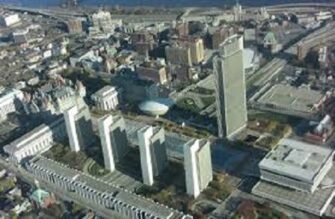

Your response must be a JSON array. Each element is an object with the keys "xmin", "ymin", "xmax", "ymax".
[
  {"xmin": 259, "ymin": 138, "xmax": 334, "ymax": 183},
  {"xmin": 257, "ymin": 84, "xmax": 325, "ymax": 114},
  {"xmin": 91, "ymin": 85, "xmax": 117, "ymax": 98},
  {"xmin": 30, "ymin": 157, "xmax": 185, "ymax": 218}
]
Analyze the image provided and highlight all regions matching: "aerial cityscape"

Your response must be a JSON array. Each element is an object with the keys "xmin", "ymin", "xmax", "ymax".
[{"xmin": 0, "ymin": 0, "xmax": 335, "ymax": 218}]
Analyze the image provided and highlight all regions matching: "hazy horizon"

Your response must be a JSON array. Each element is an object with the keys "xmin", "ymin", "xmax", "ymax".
[{"xmin": 0, "ymin": 0, "xmax": 333, "ymax": 8}]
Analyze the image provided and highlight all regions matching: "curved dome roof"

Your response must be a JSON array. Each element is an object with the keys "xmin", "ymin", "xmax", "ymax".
[{"xmin": 139, "ymin": 99, "xmax": 171, "ymax": 116}]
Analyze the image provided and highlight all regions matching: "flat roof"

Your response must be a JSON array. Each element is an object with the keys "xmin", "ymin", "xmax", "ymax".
[
  {"xmin": 257, "ymin": 84, "xmax": 324, "ymax": 113},
  {"xmin": 92, "ymin": 85, "xmax": 117, "ymax": 98},
  {"xmin": 30, "ymin": 157, "xmax": 184, "ymax": 218},
  {"xmin": 259, "ymin": 138, "xmax": 333, "ymax": 183}
]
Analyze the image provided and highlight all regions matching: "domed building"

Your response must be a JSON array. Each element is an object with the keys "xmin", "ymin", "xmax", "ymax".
[{"xmin": 139, "ymin": 98, "xmax": 173, "ymax": 116}]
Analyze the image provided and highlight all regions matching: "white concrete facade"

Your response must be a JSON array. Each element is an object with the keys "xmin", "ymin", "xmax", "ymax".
[
  {"xmin": 98, "ymin": 115, "xmax": 116, "ymax": 171},
  {"xmin": 4, "ymin": 118, "xmax": 66, "ymax": 163},
  {"xmin": 0, "ymin": 14, "xmax": 20, "ymax": 27},
  {"xmin": 64, "ymin": 106, "xmax": 81, "ymax": 152},
  {"xmin": 138, "ymin": 126, "xmax": 155, "ymax": 186},
  {"xmin": 184, "ymin": 140, "xmax": 201, "ymax": 197},
  {"xmin": 0, "ymin": 88, "xmax": 24, "ymax": 122},
  {"xmin": 214, "ymin": 35, "xmax": 247, "ymax": 139},
  {"xmin": 184, "ymin": 139, "xmax": 213, "ymax": 198},
  {"xmin": 91, "ymin": 86, "xmax": 119, "ymax": 111},
  {"xmin": 26, "ymin": 157, "xmax": 191, "ymax": 219}
]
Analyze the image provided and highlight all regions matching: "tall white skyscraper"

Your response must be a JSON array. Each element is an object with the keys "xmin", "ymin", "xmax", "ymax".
[
  {"xmin": 213, "ymin": 35, "xmax": 247, "ymax": 139},
  {"xmin": 137, "ymin": 126, "xmax": 167, "ymax": 186},
  {"xmin": 64, "ymin": 105, "xmax": 94, "ymax": 152},
  {"xmin": 98, "ymin": 115, "xmax": 129, "ymax": 171},
  {"xmin": 184, "ymin": 139, "xmax": 213, "ymax": 198}
]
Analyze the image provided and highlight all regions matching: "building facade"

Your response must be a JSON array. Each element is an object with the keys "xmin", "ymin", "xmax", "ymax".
[
  {"xmin": 213, "ymin": 35, "xmax": 247, "ymax": 139},
  {"xmin": 98, "ymin": 115, "xmax": 130, "ymax": 171},
  {"xmin": 253, "ymin": 138, "xmax": 335, "ymax": 216},
  {"xmin": 0, "ymin": 88, "xmax": 24, "ymax": 122},
  {"xmin": 64, "ymin": 105, "xmax": 94, "ymax": 152},
  {"xmin": 66, "ymin": 19, "xmax": 83, "ymax": 33},
  {"xmin": 184, "ymin": 139, "xmax": 212, "ymax": 198},
  {"xmin": 165, "ymin": 45, "xmax": 192, "ymax": 67},
  {"xmin": 4, "ymin": 118, "xmax": 67, "ymax": 163},
  {"xmin": 137, "ymin": 126, "xmax": 168, "ymax": 186},
  {"xmin": 26, "ymin": 157, "xmax": 191, "ymax": 219},
  {"xmin": 91, "ymin": 86, "xmax": 119, "ymax": 111},
  {"xmin": 136, "ymin": 62, "xmax": 168, "ymax": 85},
  {"xmin": 181, "ymin": 37, "xmax": 205, "ymax": 65}
]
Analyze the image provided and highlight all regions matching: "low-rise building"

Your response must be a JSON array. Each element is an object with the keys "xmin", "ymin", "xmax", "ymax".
[
  {"xmin": 253, "ymin": 138, "xmax": 335, "ymax": 216},
  {"xmin": 26, "ymin": 157, "xmax": 191, "ymax": 219},
  {"xmin": 0, "ymin": 13, "xmax": 20, "ymax": 27},
  {"xmin": 3, "ymin": 118, "xmax": 67, "ymax": 163},
  {"xmin": 0, "ymin": 87, "xmax": 24, "ymax": 122},
  {"xmin": 12, "ymin": 29, "xmax": 29, "ymax": 44},
  {"xmin": 91, "ymin": 86, "xmax": 119, "ymax": 111},
  {"xmin": 66, "ymin": 19, "xmax": 83, "ymax": 33},
  {"xmin": 256, "ymin": 84, "xmax": 328, "ymax": 118}
]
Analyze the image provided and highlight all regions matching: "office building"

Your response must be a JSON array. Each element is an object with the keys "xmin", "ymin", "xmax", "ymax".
[
  {"xmin": 184, "ymin": 37, "xmax": 205, "ymax": 65},
  {"xmin": 184, "ymin": 139, "xmax": 213, "ymax": 198},
  {"xmin": 90, "ymin": 10, "xmax": 122, "ymax": 37},
  {"xmin": 4, "ymin": 118, "xmax": 67, "ymax": 163},
  {"xmin": 64, "ymin": 105, "xmax": 94, "ymax": 152},
  {"xmin": 98, "ymin": 115, "xmax": 129, "ymax": 171},
  {"xmin": 136, "ymin": 61, "xmax": 168, "ymax": 85},
  {"xmin": 211, "ymin": 26, "xmax": 235, "ymax": 49},
  {"xmin": 259, "ymin": 138, "xmax": 333, "ymax": 193},
  {"xmin": 131, "ymin": 31, "xmax": 155, "ymax": 45},
  {"xmin": 165, "ymin": 45, "xmax": 192, "ymax": 67},
  {"xmin": 253, "ymin": 138, "xmax": 335, "ymax": 216},
  {"xmin": 0, "ymin": 13, "xmax": 20, "ymax": 27},
  {"xmin": 12, "ymin": 29, "xmax": 29, "ymax": 44},
  {"xmin": 213, "ymin": 35, "xmax": 247, "ymax": 139},
  {"xmin": 66, "ymin": 19, "xmax": 83, "ymax": 33},
  {"xmin": 137, "ymin": 126, "xmax": 168, "ymax": 186},
  {"xmin": 175, "ymin": 21, "xmax": 189, "ymax": 38},
  {"xmin": 0, "ymin": 87, "xmax": 24, "ymax": 122},
  {"xmin": 26, "ymin": 157, "xmax": 192, "ymax": 219},
  {"xmin": 167, "ymin": 37, "xmax": 204, "ymax": 65},
  {"xmin": 91, "ymin": 86, "xmax": 119, "ymax": 111}
]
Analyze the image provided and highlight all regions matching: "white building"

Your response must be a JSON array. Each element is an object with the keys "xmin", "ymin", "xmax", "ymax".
[
  {"xmin": 137, "ymin": 126, "xmax": 167, "ymax": 186},
  {"xmin": 259, "ymin": 138, "xmax": 334, "ymax": 193},
  {"xmin": 12, "ymin": 29, "xmax": 29, "ymax": 44},
  {"xmin": 26, "ymin": 157, "xmax": 192, "ymax": 219},
  {"xmin": 184, "ymin": 139, "xmax": 212, "ymax": 198},
  {"xmin": 315, "ymin": 11, "xmax": 333, "ymax": 21},
  {"xmin": 0, "ymin": 13, "xmax": 20, "ymax": 27},
  {"xmin": 0, "ymin": 88, "xmax": 24, "ymax": 122},
  {"xmin": 98, "ymin": 115, "xmax": 129, "ymax": 171},
  {"xmin": 91, "ymin": 10, "xmax": 122, "ymax": 37},
  {"xmin": 213, "ymin": 35, "xmax": 247, "ymax": 139},
  {"xmin": 4, "ymin": 118, "xmax": 67, "ymax": 163},
  {"xmin": 91, "ymin": 86, "xmax": 119, "ymax": 111},
  {"xmin": 64, "ymin": 105, "xmax": 94, "ymax": 152},
  {"xmin": 253, "ymin": 138, "xmax": 335, "ymax": 216}
]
